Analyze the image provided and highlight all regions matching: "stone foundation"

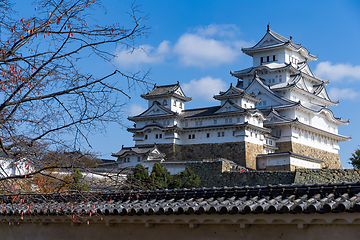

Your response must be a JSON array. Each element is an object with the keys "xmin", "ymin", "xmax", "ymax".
[
  {"xmin": 276, "ymin": 141, "xmax": 342, "ymax": 169},
  {"xmin": 151, "ymin": 142, "xmax": 263, "ymax": 169}
]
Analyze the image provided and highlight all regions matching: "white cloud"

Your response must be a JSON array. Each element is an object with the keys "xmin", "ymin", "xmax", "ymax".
[
  {"xmin": 182, "ymin": 77, "xmax": 227, "ymax": 101},
  {"xmin": 114, "ymin": 41, "xmax": 171, "ymax": 68},
  {"xmin": 314, "ymin": 61, "xmax": 360, "ymax": 81},
  {"xmin": 174, "ymin": 34, "xmax": 239, "ymax": 68},
  {"xmin": 125, "ymin": 104, "xmax": 146, "ymax": 116},
  {"xmin": 328, "ymin": 87, "xmax": 359, "ymax": 100},
  {"xmin": 194, "ymin": 24, "xmax": 240, "ymax": 38},
  {"xmin": 113, "ymin": 24, "xmax": 252, "ymax": 69}
]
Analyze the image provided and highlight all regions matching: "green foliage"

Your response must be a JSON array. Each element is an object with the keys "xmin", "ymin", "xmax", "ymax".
[
  {"xmin": 134, "ymin": 164, "xmax": 149, "ymax": 181},
  {"xmin": 70, "ymin": 168, "xmax": 89, "ymax": 191},
  {"xmin": 174, "ymin": 167, "xmax": 201, "ymax": 189},
  {"xmin": 128, "ymin": 164, "xmax": 201, "ymax": 190},
  {"xmin": 349, "ymin": 148, "xmax": 360, "ymax": 169},
  {"xmin": 149, "ymin": 163, "xmax": 176, "ymax": 189}
]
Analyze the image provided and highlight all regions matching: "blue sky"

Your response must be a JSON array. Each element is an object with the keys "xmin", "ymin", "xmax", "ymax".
[{"xmin": 41, "ymin": 0, "xmax": 360, "ymax": 168}]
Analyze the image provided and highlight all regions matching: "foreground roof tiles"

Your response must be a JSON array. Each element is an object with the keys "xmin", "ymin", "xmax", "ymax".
[{"xmin": 3, "ymin": 182, "xmax": 360, "ymax": 217}]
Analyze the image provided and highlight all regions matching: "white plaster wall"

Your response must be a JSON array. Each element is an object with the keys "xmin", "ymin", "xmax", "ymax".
[
  {"xmin": 252, "ymin": 49, "xmax": 284, "ymax": 66},
  {"xmin": 257, "ymin": 155, "xmax": 321, "ymax": 170},
  {"xmin": 0, "ymin": 158, "xmax": 30, "ymax": 177},
  {"xmin": 134, "ymin": 129, "xmax": 176, "ymax": 145},
  {"xmin": 170, "ymin": 98, "xmax": 185, "ymax": 113},
  {"xmin": 289, "ymin": 128, "xmax": 339, "ymax": 153},
  {"xmin": 179, "ymin": 128, "xmax": 262, "ymax": 145},
  {"xmin": 118, "ymin": 155, "xmax": 142, "ymax": 168},
  {"xmin": 278, "ymin": 109, "xmax": 296, "ymax": 119},
  {"xmin": 295, "ymin": 110, "xmax": 311, "ymax": 125},
  {"xmin": 285, "ymin": 49, "xmax": 305, "ymax": 64},
  {"xmin": 290, "ymin": 157, "xmax": 321, "ymax": 169},
  {"xmin": 258, "ymin": 71, "xmax": 286, "ymax": 87}
]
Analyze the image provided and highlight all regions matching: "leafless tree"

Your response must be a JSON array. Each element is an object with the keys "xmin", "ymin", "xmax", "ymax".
[{"xmin": 0, "ymin": 0, "xmax": 150, "ymax": 194}]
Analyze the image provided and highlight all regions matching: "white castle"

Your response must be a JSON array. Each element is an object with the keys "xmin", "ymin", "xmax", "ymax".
[{"xmin": 113, "ymin": 25, "xmax": 350, "ymax": 173}]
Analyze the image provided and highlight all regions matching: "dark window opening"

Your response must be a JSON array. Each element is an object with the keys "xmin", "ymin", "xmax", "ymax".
[
  {"xmin": 192, "ymin": 134, "xmax": 195, "ymax": 139},
  {"xmin": 159, "ymin": 134, "xmax": 162, "ymax": 138},
  {"xmin": 188, "ymin": 134, "xmax": 191, "ymax": 139},
  {"xmin": 207, "ymin": 133, "xmax": 210, "ymax": 138},
  {"xmin": 145, "ymin": 135, "xmax": 148, "ymax": 140},
  {"xmin": 155, "ymin": 134, "xmax": 158, "ymax": 139},
  {"xmin": 267, "ymin": 56, "xmax": 270, "ymax": 62},
  {"xmin": 261, "ymin": 57, "xmax": 263, "ymax": 64},
  {"xmin": 273, "ymin": 55, "xmax": 276, "ymax": 61}
]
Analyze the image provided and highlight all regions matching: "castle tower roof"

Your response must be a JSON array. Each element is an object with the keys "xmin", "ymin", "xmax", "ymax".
[
  {"xmin": 242, "ymin": 25, "xmax": 318, "ymax": 61},
  {"xmin": 141, "ymin": 82, "xmax": 191, "ymax": 102}
]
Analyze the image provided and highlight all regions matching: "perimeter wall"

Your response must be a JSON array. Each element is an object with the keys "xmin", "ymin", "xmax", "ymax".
[{"xmin": 187, "ymin": 161, "xmax": 360, "ymax": 187}]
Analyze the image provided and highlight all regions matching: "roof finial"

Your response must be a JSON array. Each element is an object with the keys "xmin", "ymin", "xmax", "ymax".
[
  {"xmin": 254, "ymin": 70, "xmax": 259, "ymax": 78},
  {"xmin": 230, "ymin": 82, "xmax": 233, "ymax": 87},
  {"xmin": 267, "ymin": 23, "xmax": 270, "ymax": 32},
  {"xmin": 290, "ymin": 35, "xmax": 293, "ymax": 42}
]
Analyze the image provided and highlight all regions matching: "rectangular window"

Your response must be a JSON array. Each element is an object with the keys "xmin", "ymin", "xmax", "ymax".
[
  {"xmin": 188, "ymin": 134, "xmax": 191, "ymax": 139},
  {"xmin": 185, "ymin": 122, "xmax": 188, "ymax": 127},
  {"xmin": 218, "ymin": 132, "xmax": 221, "ymax": 137},
  {"xmin": 267, "ymin": 56, "xmax": 269, "ymax": 62},
  {"xmin": 192, "ymin": 134, "xmax": 195, "ymax": 139},
  {"xmin": 233, "ymin": 131, "xmax": 235, "ymax": 136},
  {"xmin": 272, "ymin": 79, "xmax": 275, "ymax": 83},
  {"xmin": 237, "ymin": 117, "xmax": 240, "ymax": 122},
  {"xmin": 229, "ymin": 118, "xmax": 232, "ymax": 123},
  {"xmin": 195, "ymin": 121, "xmax": 198, "ymax": 126},
  {"xmin": 145, "ymin": 135, "xmax": 148, "ymax": 140},
  {"xmin": 273, "ymin": 55, "xmax": 276, "ymax": 61},
  {"xmin": 207, "ymin": 133, "xmax": 210, "ymax": 138},
  {"xmin": 159, "ymin": 134, "xmax": 162, "ymax": 138},
  {"xmin": 137, "ymin": 157, "xmax": 141, "ymax": 162},
  {"xmin": 222, "ymin": 132, "xmax": 225, "ymax": 137},
  {"xmin": 225, "ymin": 118, "xmax": 228, "ymax": 123},
  {"xmin": 155, "ymin": 134, "xmax": 158, "ymax": 139},
  {"xmin": 214, "ymin": 119, "xmax": 217, "ymax": 124},
  {"xmin": 261, "ymin": 57, "xmax": 263, "ymax": 64}
]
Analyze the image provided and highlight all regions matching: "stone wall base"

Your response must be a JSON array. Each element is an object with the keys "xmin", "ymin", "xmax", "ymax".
[{"xmin": 276, "ymin": 141, "xmax": 342, "ymax": 169}]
